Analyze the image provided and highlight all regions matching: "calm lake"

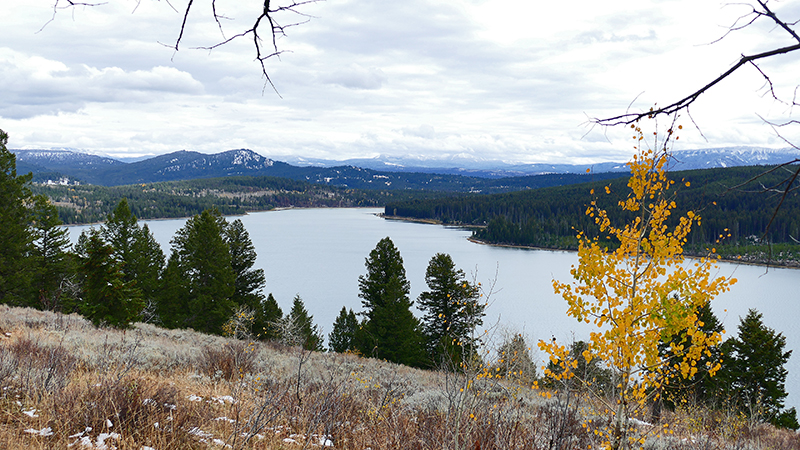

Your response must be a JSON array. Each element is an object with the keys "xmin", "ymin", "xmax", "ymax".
[{"xmin": 67, "ymin": 207, "xmax": 800, "ymax": 409}]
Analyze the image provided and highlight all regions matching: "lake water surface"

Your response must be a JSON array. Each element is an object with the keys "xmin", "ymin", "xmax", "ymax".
[{"xmin": 67, "ymin": 207, "xmax": 800, "ymax": 409}]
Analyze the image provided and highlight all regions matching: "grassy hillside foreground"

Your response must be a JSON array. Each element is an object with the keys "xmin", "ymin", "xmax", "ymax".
[{"xmin": 0, "ymin": 305, "xmax": 798, "ymax": 450}]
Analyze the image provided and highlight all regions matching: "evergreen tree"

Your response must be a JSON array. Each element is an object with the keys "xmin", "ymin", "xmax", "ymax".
[
  {"xmin": 659, "ymin": 301, "xmax": 724, "ymax": 408},
  {"xmin": 0, "ymin": 130, "xmax": 34, "ymax": 305},
  {"xmin": 329, "ymin": 307, "xmax": 359, "ymax": 353},
  {"xmin": 717, "ymin": 309, "xmax": 798, "ymax": 429},
  {"xmin": 78, "ymin": 231, "xmax": 143, "ymax": 328},
  {"xmin": 497, "ymin": 334, "xmax": 540, "ymax": 384},
  {"xmin": 160, "ymin": 209, "xmax": 235, "ymax": 334},
  {"xmin": 156, "ymin": 255, "xmax": 188, "ymax": 328},
  {"xmin": 102, "ymin": 199, "xmax": 165, "ymax": 309},
  {"xmin": 544, "ymin": 340, "xmax": 613, "ymax": 394},
  {"xmin": 131, "ymin": 223, "xmax": 166, "ymax": 316},
  {"xmin": 224, "ymin": 219, "xmax": 266, "ymax": 312},
  {"xmin": 418, "ymin": 253, "xmax": 485, "ymax": 369},
  {"xmin": 253, "ymin": 293, "xmax": 283, "ymax": 340},
  {"xmin": 357, "ymin": 237, "xmax": 424, "ymax": 367},
  {"xmin": 29, "ymin": 195, "xmax": 74, "ymax": 311},
  {"xmin": 287, "ymin": 295, "xmax": 324, "ymax": 351},
  {"xmin": 103, "ymin": 198, "xmax": 139, "ymax": 265}
]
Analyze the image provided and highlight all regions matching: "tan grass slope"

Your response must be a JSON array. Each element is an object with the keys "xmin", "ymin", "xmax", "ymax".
[{"xmin": 0, "ymin": 305, "xmax": 796, "ymax": 449}]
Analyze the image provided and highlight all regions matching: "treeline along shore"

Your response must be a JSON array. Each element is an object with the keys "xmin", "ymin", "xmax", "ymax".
[
  {"xmin": 31, "ymin": 162, "xmax": 800, "ymax": 267},
  {"xmin": 384, "ymin": 165, "xmax": 800, "ymax": 268}
]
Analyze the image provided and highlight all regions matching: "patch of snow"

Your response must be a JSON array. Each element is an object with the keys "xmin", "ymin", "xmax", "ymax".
[
  {"xmin": 187, "ymin": 394, "xmax": 203, "ymax": 402},
  {"xmin": 628, "ymin": 418, "xmax": 651, "ymax": 427},
  {"xmin": 69, "ymin": 436, "xmax": 93, "ymax": 448},
  {"xmin": 22, "ymin": 408, "xmax": 38, "ymax": 418},
  {"xmin": 212, "ymin": 438, "xmax": 231, "ymax": 447},
  {"xmin": 24, "ymin": 427, "xmax": 53, "ymax": 436},
  {"xmin": 188, "ymin": 427, "xmax": 214, "ymax": 439},
  {"xmin": 96, "ymin": 432, "xmax": 120, "ymax": 449}
]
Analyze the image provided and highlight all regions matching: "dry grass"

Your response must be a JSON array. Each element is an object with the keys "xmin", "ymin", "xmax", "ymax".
[{"xmin": 0, "ymin": 304, "xmax": 797, "ymax": 449}]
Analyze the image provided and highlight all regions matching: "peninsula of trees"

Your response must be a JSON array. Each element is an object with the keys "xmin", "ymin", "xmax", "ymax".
[{"xmin": 385, "ymin": 165, "xmax": 800, "ymax": 266}]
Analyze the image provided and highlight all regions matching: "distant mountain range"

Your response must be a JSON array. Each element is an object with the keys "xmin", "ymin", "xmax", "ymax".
[
  {"xmin": 11, "ymin": 146, "xmax": 800, "ymax": 192},
  {"xmin": 283, "ymin": 146, "xmax": 800, "ymax": 177}
]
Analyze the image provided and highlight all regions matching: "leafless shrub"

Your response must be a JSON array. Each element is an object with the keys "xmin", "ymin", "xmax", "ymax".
[
  {"xmin": 197, "ymin": 340, "xmax": 257, "ymax": 381},
  {"xmin": 7, "ymin": 335, "xmax": 76, "ymax": 398}
]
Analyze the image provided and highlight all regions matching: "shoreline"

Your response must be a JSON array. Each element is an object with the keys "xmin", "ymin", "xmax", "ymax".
[
  {"xmin": 65, "ymin": 206, "xmax": 385, "ymax": 227},
  {"xmin": 382, "ymin": 214, "xmax": 800, "ymax": 270}
]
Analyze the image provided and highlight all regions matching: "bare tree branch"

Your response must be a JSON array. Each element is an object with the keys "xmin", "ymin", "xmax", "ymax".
[
  {"xmin": 594, "ymin": 1, "xmax": 799, "ymax": 126},
  {"xmin": 593, "ymin": 42, "xmax": 800, "ymax": 126},
  {"xmin": 50, "ymin": 0, "xmax": 319, "ymax": 94}
]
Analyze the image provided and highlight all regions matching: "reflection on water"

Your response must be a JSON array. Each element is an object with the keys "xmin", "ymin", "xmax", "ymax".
[{"xmin": 67, "ymin": 207, "xmax": 800, "ymax": 409}]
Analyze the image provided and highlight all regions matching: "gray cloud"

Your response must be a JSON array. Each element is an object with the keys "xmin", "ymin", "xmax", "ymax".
[{"xmin": 320, "ymin": 64, "xmax": 387, "ymax": 89}]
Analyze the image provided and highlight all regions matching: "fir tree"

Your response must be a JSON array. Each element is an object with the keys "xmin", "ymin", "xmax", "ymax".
[
  {"xmin": 0, "ymin": 130, "xmax": 34, "ymax": 305},
  {"xmin": 160, "ymin": 209, "xmax": 235, "ymax": 334},
  {"xmin": 717, "ymin": 309, "xmax": 797, "ymax": 429},
  {"xmin": 156, "ymin": 256, "xmax": 187, "ymax": 328},
  {"xmin": 29, "ymin": 195, "xmax": 75, "ymax": 311},
  {"xmin": 78, "ymin": 231, "xmax": 143, "ymax": 328},
  {"xmin": 253, "ymin": 293, "xmax": 283, "ymax": 340},
  {"xmin": 102, "ymin": 199, "xmax": 165, "ymax": 309},
  {"xmin": 329, "ymin": 307, "xmax": 358, "ymax": 353},
  {"xmin": 287, "ymin": 295, "xmax": 324, "ymax": 351},
  {"xmin": 418, "ymin": 253, "xmax": 485, "ymax": 369},
  {"xmin": 224, "ymin": 219, "xmax": 266, "ymax": 312},
  {"xmin": 357, "ymin": 237, "xmax": 424, "ymax": 367}
]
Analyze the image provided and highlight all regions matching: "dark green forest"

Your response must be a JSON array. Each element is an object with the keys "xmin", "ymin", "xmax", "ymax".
[{"xmin": 385, "ymin": 165, "xmax": 800, "ymax": 264}]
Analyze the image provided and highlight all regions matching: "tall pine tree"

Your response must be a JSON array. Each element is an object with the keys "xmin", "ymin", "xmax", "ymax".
[
  {"xmin": 102, "ymin": 199, "xmax": 165, "ymax": 309},
  {"xmin": 30, "ymin": 195, "xmax": 74, "ymax": 311},
  {"xmin": 0, "ymin": 129, "xmax": 33, "ymax": 305},
  {"xmin": 78, "ymin": 231, "xmax": 144, "ymax": 328},
  {"xmin": 159, "ymin": 209, "xmax": 235, "ymax": 334},
  {"xmin": 224, "ymin": 219, "xmax": 266, "ymax": 313},
  {"xmin": 418, "ymin": 253, "xmax": 485, "ymax": 369},
  {"xmin": 357, "ymin": 237, "xmax": 424, "ymax": 367}
]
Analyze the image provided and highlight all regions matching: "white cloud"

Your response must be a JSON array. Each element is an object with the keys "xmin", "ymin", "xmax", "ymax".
[
  {"xmin": 1, "ymin": 0, "xmax": 797, "ymax": 162},
  {"xmin": 0, "ymin": 49, "xmax": 203, "ymax": 119}
]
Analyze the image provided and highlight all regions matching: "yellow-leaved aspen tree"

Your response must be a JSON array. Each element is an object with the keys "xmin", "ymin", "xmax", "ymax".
[{"xmin": 540, "ymin": 121, "xmax": 737, "ymax": 450}]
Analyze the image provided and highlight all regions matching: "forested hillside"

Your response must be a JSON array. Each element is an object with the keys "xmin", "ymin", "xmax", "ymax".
[
  {"xmin": 385, "ymin": 165, "xmax": 800, "ymax": 263},
  {"xmin": 31, "ymin": 176, "xmax": 452, "ymax": 224}
]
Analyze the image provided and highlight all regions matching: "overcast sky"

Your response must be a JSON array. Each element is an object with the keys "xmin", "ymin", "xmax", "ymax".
[{"xmin": 2, "ymin": 0, "xmax": 798, "ymax": 163}]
